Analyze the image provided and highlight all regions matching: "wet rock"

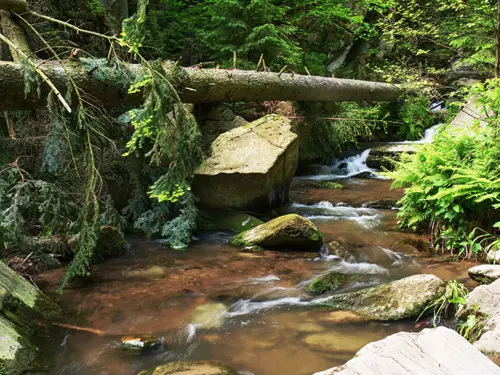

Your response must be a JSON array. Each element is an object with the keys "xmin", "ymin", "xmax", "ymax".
[
  {"xmin": 487, "ymin": 250, "xmax": 500, "ymax": 264},
  {"xmin": 327, "ymin": 241, "xmax": 355, "ymax": 262},
  {"xmin": 0, "ymin": 261, "xmax": 62, "ymax": 373},
  {"xmin": 318, "ymin": 311, "xmax": 371, "ymax": 324},
  {"xmin": 366, "ymin": 144, "xmax": 418, "ymax": 171},
  {"xmin": 125, "ymin": 266, "xmax": 167, "ymax": 279},
  {"xmin": 362, "ymin": 200, "xmax": 397, "ymax": 209},
  {"xmin": 313, "ymin": 327, "xmax": 500, "ymax": 375},
  {"xmin": 192, "ymin": 115, "xmax": 299, "ymax": 213},
  {"xmin": 315, "ymin": 274, "xmax": 445, "ymax": 320},
  {"xmin": 353, "ymin": 246, "xmax": 411, "ymax": 268},
  {"xmin": 121, "ymin": 335, "xmax": 163, "ymax": 351},
  {"xmin": 189, "ymin": 303, "xmax": 228, "ymax": 329},
  {"xmin": 196, "ymin": 210, "xmax": 263, "ymax": 234},
  {"xmin": 392, "ymin": 238, "xmax": 430, "ymax": 256},
  {"xmin": 231, "ymin": 214, "xmax": 323, "ymax": 251},
  {"xmin": 137, "ymin": 361, "xmax": 236, "ymax": 375},
  {"xmin": 457, "ymin": 279, "xmax": 500, "ymax": 360},
  {"xmin": 469, "ymin": 265, "xmax": 500, "ymax": 284},
  {"xmin": 307, "ymin": 273, "xmax": 372, "ymax": 294}
]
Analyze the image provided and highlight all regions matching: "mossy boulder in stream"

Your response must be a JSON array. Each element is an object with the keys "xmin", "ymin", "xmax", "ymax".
[
  {"xmin": 138, "ymin": 361, "xmax": 237, "ymax": 375},
  {"xmin": 231, "ymin": 214, "xmax": 323, "ymax": 251},
  {"xmin": 0, "ymin": 261, "xmax": 62, "ymax": 373},
  {"xmin": 315, "ymin": 274, "xmax": 445, "ymax": 320},
  {"xmin": 307, "ymin": 273, "xmax": 351, "ymax": 293},
  {"xmin": 192, "ymin": 115, "xmax": 299, "ymax": 213}
]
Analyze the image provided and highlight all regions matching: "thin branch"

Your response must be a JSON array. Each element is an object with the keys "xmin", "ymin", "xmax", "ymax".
[{"xmin": 0, "ymin": 31, "xmax": 72, "ymax": 113}]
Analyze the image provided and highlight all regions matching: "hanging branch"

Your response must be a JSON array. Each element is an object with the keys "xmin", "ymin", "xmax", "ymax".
[{"xmin": 0, "ymin": 31, "xmax": 72, "ymax": 113}]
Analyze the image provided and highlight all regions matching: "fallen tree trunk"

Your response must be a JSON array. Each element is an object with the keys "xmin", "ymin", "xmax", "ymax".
[{"xmin": 0, "ymin": 60, "xmax": 403, "ymax": 110}]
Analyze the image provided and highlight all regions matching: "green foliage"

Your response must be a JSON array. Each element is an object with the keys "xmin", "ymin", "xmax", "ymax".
[
  {"xmin": 397, "ymin": 94, "xmax": 435, "ymax": 140},
  {"xmin": 418, "ymin": 280, "xmax": 468, "ymax": 326},
  {"xmin": 88, "ymin": 0, "xmax": 105, "ymax": 16},
  {"xmin": 121, "ymin": 0, "xmax": 150, "ymax": 53},
  {"xmin": 389, "ymin": 79, "xmax": 500, "ymax": 257},
  {"xmin": 296, "ymin": 102, "xmax": 383, "ymax": 161}
]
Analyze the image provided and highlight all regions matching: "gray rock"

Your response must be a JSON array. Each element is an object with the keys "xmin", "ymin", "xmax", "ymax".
[
  {"xmin": 306, "ymin": 164, "xmax": 332, "ymax": 176},
  {"xmin": 192, "ymin": 115, "xmax": 299, "ymax": 213},
  {"xmin": 313, "ymin": 327, "xmax": 500, "ymax": 375},
  {"xmin": 469, "ymin": 265, "xmax": 500, "ymax": 284},
  {"xmin": 458, "ymin": 279, "xmax": 500, "ymax": 360},
  {"xmin": 488, "ymin": 250, "xmax": 500, "ymax": 264},
  {"xmin": 315, "ymin": 274, "xmax": 445, "ymax": 320},
  {"xmin": 366, "ymin": 143, "xmax": 418, "ymax": 170}
]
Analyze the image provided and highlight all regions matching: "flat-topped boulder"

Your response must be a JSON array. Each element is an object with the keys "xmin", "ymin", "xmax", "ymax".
[
  {"xmin": 192, "ymin": 115, "xmax": 299, "ymax": 213},
  {"xmin": 315, "ymin": 274, "xmax": 445, "ymax": 320},
  {"xmin": 231, "ymin": 214, "xmax": 323, "ymax": 251},
  {"xmin": 313, "ymin": 327, "xmax": 500, "ymax": 375},
  {"xmin": 469, "ymin": 265, "xmax": 500, "ymax": 284}
]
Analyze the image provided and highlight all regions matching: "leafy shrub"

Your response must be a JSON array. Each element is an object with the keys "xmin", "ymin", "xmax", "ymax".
[{"xmin": 388, "ymin": 79, "xmax": 500, "ymax": 257}]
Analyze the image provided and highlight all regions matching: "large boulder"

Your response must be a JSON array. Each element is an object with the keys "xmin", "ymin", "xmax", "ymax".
[
  {"xmin": 231, "ymin": 214, "xmax": 323, "ymax": 251},
  {"xmin": 192, "ymin": 115, "xmax": 299, "ymax": 213},
  {"xmin": 315, "ymin": 274, "xmax": 445, "ymax": 320},
  {"xmin": 0, "ymin": 261, "xmax": 62, "ymax": 373},
  {"xmin": 313, "ymin": 327, "xmax": 500, "ymax": 375},
  {"xmin": 468, "ymin": 265, "xmax": 500, "ymax": 284},
  {"xmin": 138, "ymin": 361, "xmax": 236, "ymax": 375},
  {"xmin": 457, "ymin": 278, "xmax": 500, "ymax": 362}
]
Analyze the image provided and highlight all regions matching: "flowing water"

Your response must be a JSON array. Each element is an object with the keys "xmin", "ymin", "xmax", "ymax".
[{"xmin": 37, "ymin": 137, "xmax": 478, "ymax": 375}]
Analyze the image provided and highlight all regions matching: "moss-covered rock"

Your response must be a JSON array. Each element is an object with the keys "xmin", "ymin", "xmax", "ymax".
[
  {"xmin": 231, "ymin": 214, "xmax": 323, "ymax": 251},
  {"xmin": 196, "ymin": 210, "xmax": 263, "ymax": 233},
  {"xmin": 315, "ymin": 274, "xmax": 445, "ymax": 320},
  {"xmin": 0, "ymin": 261, "xmax": 62, "ymax": 373},
  {"xmin": 307, "ymin": 273, "xmax": 351, "ymax": 293},
  {"xmin": 192, "ymin": 115, "xmax": 299, "ymax": 213},
  {"xmin": 137, "ymin": 361, "xmax": 236, "ymax": 375},
  {"xmin": 366, "ymin": 143, "xmax": 418, "ymax": 170}
]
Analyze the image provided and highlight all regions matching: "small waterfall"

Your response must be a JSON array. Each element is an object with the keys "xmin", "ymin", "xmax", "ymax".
[{"xmin": 287, "ymin": 201, "xmax": 381, "ymax": 228}]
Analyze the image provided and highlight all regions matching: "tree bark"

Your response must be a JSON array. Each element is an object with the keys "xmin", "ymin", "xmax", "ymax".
[
  {"xmin": 0, "ymin": 61, "xmax": 403, "ymax": 111},
  {"xmin": 0, "ymin": 10, "xmax": 30, "ymax": 60},
  {"xmin": 0, "ymin": 0, "xmax": 28, "ymax": 13}
]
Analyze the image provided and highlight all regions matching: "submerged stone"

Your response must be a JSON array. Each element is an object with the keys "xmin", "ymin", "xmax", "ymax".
[
  {"xmin": 189, "ymin": 303, "xmax": 228, "ymax": 329},
  {"xmin": 469, "ymin": 265, "xmax": 500, "ymax": 284},
  {"xmin": 125, "ymin": 266, "xmax": 167, "ymax": 279},
  {"xmin": 192, "ymin": 115, "xmax": 299, "ymax": 213},
  {"xmin": 137, "ymin": 361, "xmax": 237, "ymax": 375},
  {"xmin": 231, "ymin": 214, "xmax": 323, "ymax": 251},
  {"xmin": 315, "ymin": 274, "xmax": 445, "ymax": 320},
  {"xmin": 317, "ymin": 311, "xmax": 371, "ymax": 324}
]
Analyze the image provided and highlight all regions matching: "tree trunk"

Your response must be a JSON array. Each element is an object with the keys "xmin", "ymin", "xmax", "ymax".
[
  {"xmin": 0, "ymin": 10, "xmax": 30, "ymax": 60},
  {"xmin": 496, "ymin": 0, "xmax": 500, "ymax": 78},
  {"xmin": 0, "ymin": 0, "xmax": 28, "ymax": 12},
  {"xmin": 0, "ymin": 60, "xmax": 403, "ymax": 111}
]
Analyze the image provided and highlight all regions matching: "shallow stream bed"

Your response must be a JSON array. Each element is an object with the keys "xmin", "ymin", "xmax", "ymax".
[{"xmin": 37, "ymin": 177, "xmax": 478, "ymax": 375}]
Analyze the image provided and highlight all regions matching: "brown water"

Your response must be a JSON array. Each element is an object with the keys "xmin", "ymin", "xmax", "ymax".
[{"xmin": 37, "ymin": 177, "xmax": 478, "ymax": 375}]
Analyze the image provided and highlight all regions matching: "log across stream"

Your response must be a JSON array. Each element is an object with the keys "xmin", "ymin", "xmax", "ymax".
[{"xmin": 35, "ymin": 170, "xmax": 478, "ymax": 375}]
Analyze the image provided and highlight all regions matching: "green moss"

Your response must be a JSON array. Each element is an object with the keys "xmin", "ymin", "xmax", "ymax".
[
  {"xmin": 307, "ymin": 273, "xmax": 350, "ymax": 294},
  {"xmin": 230, "ymin": 214, "xmax": 323, "ymax": 251},
  {"xmin": 319, "ymin": 182, "xmax": 343, "ymax": 189}
]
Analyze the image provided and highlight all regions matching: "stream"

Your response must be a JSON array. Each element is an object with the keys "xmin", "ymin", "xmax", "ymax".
[{"xmin": 37, "ymin": 138, "xmax": 478, "ymax": 375}]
